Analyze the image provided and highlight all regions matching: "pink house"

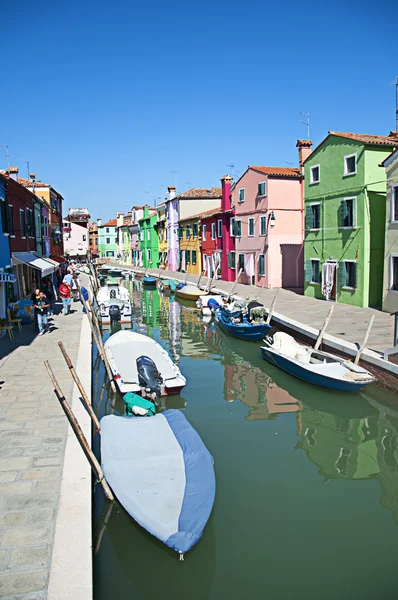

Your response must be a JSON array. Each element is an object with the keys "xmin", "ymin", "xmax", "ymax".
[{"xmin": 231, "ymin": 149, "xmax": 305, "ymax": 291}]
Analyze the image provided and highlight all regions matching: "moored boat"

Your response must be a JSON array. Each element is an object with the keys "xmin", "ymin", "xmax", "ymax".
[
  {"xmin": 175, "ymin": 285, "xmax": 208, "ymax": 302},
  {"xmin": 96, "ymin": 283, "xmax": 132, "ymax": 324},
  {"xmin": 196, "ymin": 294, "xmax": 224, "ymax": 316},
  {"xmin": 104, "ymin": 330, "xmax": 186, "ymax": 396},
  {"xmin": 100, "ymin": 409, "xmax": 215, "ymax": 556},
  {"xmin": 142, "ymin": 276, "xmax": 157, "ymax": 287},
  {"xmin": 260, "ymin": 331, "xmax": 376, "ymax": 392},
  {"xmin": 215, "ymin": 307, "xmax": 272, "ymax": 341}
]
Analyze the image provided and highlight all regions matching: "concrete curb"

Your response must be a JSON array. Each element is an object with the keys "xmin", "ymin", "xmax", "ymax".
[{"xmin": 47, "ymin": 315, "xmax": 92, "ymax": 600}]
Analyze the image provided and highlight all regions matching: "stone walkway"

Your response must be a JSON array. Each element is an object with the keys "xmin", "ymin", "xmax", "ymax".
[
  {"xmin": 0, "ymin": 299, "xmax": 84, "ymax": 599},
  {"xmin": 120, "ymin": 266, "xmax": 395, "ymax": 353}
]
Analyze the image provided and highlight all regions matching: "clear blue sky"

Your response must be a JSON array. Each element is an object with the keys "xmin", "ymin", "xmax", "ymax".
[{"xmin": 2, "ymin": 0, "xmax": 397, "ymax": 220}]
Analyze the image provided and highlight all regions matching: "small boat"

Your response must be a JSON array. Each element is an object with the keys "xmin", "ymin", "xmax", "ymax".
[
  {"xmin": 142, "ymin": 276, "xmax": 157, "ymax": 287},
  {"xmin": 104, "ymin": 330, "xmax": 186, "ymax": 396},
  {"xmin": 121, "ymin": 270, "xmax": 134, "ymax": 278},
  {"xmin": 196, "ymin": 294, "xmax": 224, "ymax": 316},
  {"xmin": 158, "ymin": 279, "xmax": 178, "ymax": 294},
  {"xmin": 175, "ymin": 285, "xmax": 207, "ymax": 302},
  {"xmin": 100, "ymin": 409, "xmax": 215, "ymax": 556},
  {"xmin": 215, "ymin": 307, "xmax": 272, "ymax": 341},
  {"xmin": 260, "ymin": 331, "xmax": 376, "ymax": 392},
  {"xmin": 96, "ymin": 283, "xmax": 132, "ymax": 324}
]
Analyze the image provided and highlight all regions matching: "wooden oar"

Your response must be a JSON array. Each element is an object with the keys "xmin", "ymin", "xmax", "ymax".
[
  {"xmin": 314, "ymin": 305, "xmax": 335, "ymax": 351},
  {"xmin": 354, "ymin": 315, "xmax": 375, "ymax": 364}
]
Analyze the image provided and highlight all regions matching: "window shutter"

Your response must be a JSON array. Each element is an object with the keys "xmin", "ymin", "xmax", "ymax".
[
  {"xmin": 352, "ymin": 263, "xmax": 357, "ymax": 288},
  {"xmin": 305, "ymin": 260, "xmax": 312, "ymax": 282},
  {"xmin": 338, "ymin": 262, "xmax": 346, "ymax": 287},
  {"xmin": 305, "ymin": 207, "xmax": 314, "ymax": 230},
  {"xmin": 259, "ymin": 255, "xmax": 265, "ymax": 275},
  {"xmin": 340, "ymin": 200, "xmax": 348, "ymax": 228},
  {"xmin": 352, "ymin": 198, "xmax": 357, "ymax": 228}
]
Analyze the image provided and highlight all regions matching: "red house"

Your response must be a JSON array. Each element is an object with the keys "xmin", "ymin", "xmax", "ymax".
[{"xmin": 2, "ymin": 170, "xmax": 37, "ymax": 254}]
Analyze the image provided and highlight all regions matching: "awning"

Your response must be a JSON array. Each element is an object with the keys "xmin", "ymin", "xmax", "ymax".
[
  {"xmin": 12, "ymin": 253, "xmax": 56, "ymax": 278},
  {"xmin": 41, "ymin": 257, "xmax": 60, "ymax": 268},
  {"xmin": 50, "ymin": 255, "xmax": 67, "ymax": 263}
]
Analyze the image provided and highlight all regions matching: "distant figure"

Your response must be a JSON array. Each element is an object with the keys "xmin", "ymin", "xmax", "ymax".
[
  {"xmin": 34, "ymin": 291, "xmax": 50, "ymax": 336},
  {"xmin": 44, "ymin": 278, "xmax": 57, "ymax": 316},
  {"xmin": 60, "ymin": 281, "xmax": 72, "ymax": 315},
  {"xmin": 31, "ymin": 288, "xmax": 41, "ymax": 331}
]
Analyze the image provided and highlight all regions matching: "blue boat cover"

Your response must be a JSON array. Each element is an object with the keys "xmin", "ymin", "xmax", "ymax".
[{"xmin": 100, "ymin": 409, "xmax": 215, "ymax": 554}]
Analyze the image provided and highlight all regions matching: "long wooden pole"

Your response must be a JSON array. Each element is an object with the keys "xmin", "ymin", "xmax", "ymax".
[
  {"xmin": 255, "ymin": 281, "xmax": 264, "ymax": 301},
  {"xmin": 87, "ymin": 300, "xmax": 117, "ymax": 394},
  {"xmin": 197, "ymin": 270, "xmax": 205, "ymax": 289},
  {"xmin": 354, "ymin": 315, "xmax": 375, "ymax": 364},
  {"xmin": 314, "ymin": 305, "xmax": 335, "ymax": 351},
  {"xmin": 95, "ymin": 500, "xmax": 114, "ymax": 555},
  {"xmin": 266, "ymin": 290, "xmax": 278, "ymax": 325},
  {"xmin": 227, "ymin": 268, "xmax": 243, "ymax": 301},
  {"xmin": 206, "ymin": 274, "xmax": 214, "ymax": 293},
  {"xmin": 58, "ymin": 342, "xmax": 101, "ymax": 432},
  {"xmin": 44, "ymin": 361, "xmax": 114, "ymax": 502}
]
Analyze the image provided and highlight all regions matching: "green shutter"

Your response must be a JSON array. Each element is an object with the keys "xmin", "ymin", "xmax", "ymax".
[
  {"xmin": 186, "ymin": 250, "xmax": 190, "ymax": 264},
  {"xmin": 305, "ymin": 207, "xmax": 314, "ymax": 230},
  {"xmin": 340, "ymin": 200, "xmax": 348, "ymax": 228},
  {"xmin": 192, "ymin": 250, "xmax": 197, "ymax": 265},
  {"xmin": 228, "ymin": 252, "xmax": 233, "ymax": 268},
  {"xmin": 352, "ymin": 263, "xmax": 357, "ymax": 288},
  {"xmin": 352, "ymin": 198, "xmax": 357, "ymax": 228},
  {"xmin": 305, "ymin": 260, "xmax": 312, "ymax": 282},
  {"xmin": 259, "ymin": 255, "xmax": 265, "ymax": 276},
  {"xmin": 338, "ymin": 262, "xmax": 346, "ymax": 287},
  {"xmin": 239, "ymin": 254, "xmax": 244, "ymax": 270}
]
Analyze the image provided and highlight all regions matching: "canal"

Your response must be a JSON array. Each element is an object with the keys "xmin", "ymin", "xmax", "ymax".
[{"xmin": 92, "ymin": 281, "xmax": 398, "ymax": 600}]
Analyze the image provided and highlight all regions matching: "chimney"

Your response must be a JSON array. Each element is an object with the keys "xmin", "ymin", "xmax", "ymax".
[
  {"xmin": 296, "ymin": 140, "xmax": 313, "ymax": 169},
  {"xmin": 220, "ymin": 175, "xmax": 233, "ymax": 212},
  {"xmin": 30, "ymin": 173, "xmax": 36, "ymax": 182},
  {"xmin": 389, "ymin": 131, "xmax": 398, "ymax": 139},
  {"xmin": 168, "ymin": 185, "xmax": 176, "ymax": 200},
  {"xmin": 97, "ymin": 218, "xmax": 102, "ymax": 227},
  {"xmin": 9, "ymin": 166, "xmax": 18, "ymax": 182}
]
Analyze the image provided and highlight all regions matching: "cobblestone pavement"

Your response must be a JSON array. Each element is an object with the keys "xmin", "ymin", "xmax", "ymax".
[
  {"xmin": 0, "ymin": 299, "xmax": 84, "ymax": 599},
  {"xmin": 120, "ymin": 265, "xmax": 395, "ymax": 353}
]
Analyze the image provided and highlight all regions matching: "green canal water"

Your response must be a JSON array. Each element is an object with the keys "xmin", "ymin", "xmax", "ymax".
[{"xmin": 92, "ymin": 282, "xmax": 398, "ymax": 600}]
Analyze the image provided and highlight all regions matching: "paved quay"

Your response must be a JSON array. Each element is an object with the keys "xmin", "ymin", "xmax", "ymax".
[
  {"xmin": 0, "ymin": 296, "xmax": 91, "ymax": 600},
  {"xmin": 118, "ymin": 265, "xmax": 395, "ymax": 354}
]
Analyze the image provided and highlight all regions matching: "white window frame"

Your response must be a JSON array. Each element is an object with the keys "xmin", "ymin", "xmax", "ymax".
[
  {"xmin": 258, "ymin": 253, "xmax": 265, "ymax": 276},
  {"xmin": 258, "ymin": 181, "xmax": 267, "ymax": 197},
  {"xmin": 230, "ymin": 217, "xmax": 235, "ymax": 237},
  {"xmin": 341, "ymin": 196, "xmax": 357, "ymax": 230},
  {"xmin": 238, "ymin": 188, "xmax": 245, "ymax": 203},
  {"xmin": 229, "ymin": 250, "xmax": 236, "ymax": 270},
  {"xmin": 203, "ymin": 254, "xmax": 207, "ymax": 269},
  {"xmin": 344, "ymin": 153, "xmax": 357, "ymax": 177},
  {"xmin": 342, "ymin": 259, "xmax": 357, "ymax": 290},
  {"xmin": 202, "ymin": 224, "xmax": 207, "ymax": 241},
  {"xmin": 217, "ymin": 219, "xmax": 222, "ymax": 238},
  {"xmin": 248, "ymin": 217, "xmax": 255, "ymax": 237},
  {"xmin": 211, "ymin": 223, "xmax": 216, "ymax": 240},
  {"xmin": 260, "ymin": 215, "xmax": 267, "ymax": 236},
  {"xmin": 310, "ymin": 258, "xmax": 320, "ymax": 284},
  {"xmin": 19, "ymin": 209, "xmax": 26, "ymax": 238},
  {"xmin": 310, "ymin": 202, "xmax": 321, "ymax": 230},
  {"xmin": 390, "ymin": 254, "xmax": 398, "ymax": 292},
  {"xmin": 310, "ymin": 164, "xmax": 320, "ymax": 184},
  {"xmin": 147, "ymin": 249, "xmax": 151, "ymax": 262},
  {"xmin": 8, "ymin": 204, "xmax": 15, "ymax": 237},
  {"xmin": 391, "ymin": 185, "xmax": 398, "ymax": 224},
  {"xmin": 147, "ymin": 229, "xmax": 150, "ymax": 241}
]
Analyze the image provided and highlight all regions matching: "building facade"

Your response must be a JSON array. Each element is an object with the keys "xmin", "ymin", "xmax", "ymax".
[
  {"xmin": 198, "ymin": 208, "xmax": 223, "ymax": 278},
  {"xmin": 97, "ymin": 219, "xmax": 118, "ymax": 259},
  {"xmin": 130, "ymin": 206, "xmax": 146, "ymax": 266},
  {"xmin": 139, "ymin": 207, "xmax": 158, "ymax": 268},
  {"xmin": 156, "ymin": 202, "xmax": 168, "ymax": 268},
  {"xmin": 178, "ymin": 213, "xmax": 203, "ymax": 275},
  {"xmin": 89, "ymin": 222, "xmax": 99, "ymax": 259},
  {"xmin": 381, "ymin": 148, "xmax": 398, "ymax": 313},
  {"xmin": 0, "ymin": 177, "xmax": 13, "ymax": 318},
  {"xmin": 304, "ymin": 132, "xmax": 397, "ymax": 308}
]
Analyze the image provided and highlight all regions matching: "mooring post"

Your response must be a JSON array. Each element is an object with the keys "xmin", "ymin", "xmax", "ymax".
[
  {"xmin": 314, "ymin": 305, "xmax": 335, "ymax": 351},
  {"xmin": 354, "ymin": 315, "xmax": 375, "ymax": 365},
  {"xmin": 266, "ymin": 290, "xmax": 278, "ymax": 325}
]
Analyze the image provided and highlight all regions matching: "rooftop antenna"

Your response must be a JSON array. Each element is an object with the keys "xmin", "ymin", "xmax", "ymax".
[
  {"xmin": 170, "ymin": 170, "xmax": 178, "ymax": 190},
  {"xmin": 285, "ymin": 161, "xmax": 294, "ymax": 166},
  {"xmin": 300, "ymin": 112, "xmax": 310, "ymax": 140},
  {"xmin": 227, "ymin": 163, "xmax": 240, "ymax": 179},
  {"xmin": 26, "ymin": 161, "xmax": 30, "ymax": 178},
  {"xmin": 0, "ymin": 145, "xmax": 10, "ymax": 168}
]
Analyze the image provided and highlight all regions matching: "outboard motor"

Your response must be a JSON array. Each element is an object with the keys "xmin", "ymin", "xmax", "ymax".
[
  {"xmin": 110, "ymin": 288, "xmax": 117, "ymax": 299},
  {"xmin": 136, "ymin": 356, "xmax": 162, "ymax": 404},
  {"xmin": 109, "ymin": 304, "xmax": 121, "ymax": 325}
]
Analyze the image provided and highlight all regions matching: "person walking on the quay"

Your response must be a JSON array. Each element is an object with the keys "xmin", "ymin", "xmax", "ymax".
[
  {"xmin": 44, "ymin": 278, "xmax": 57, "ymax": 315},
  {"xmin": 34, "ymin": 291, "xmax": 50, "ymax": 336},
  {"xmin": 31, "ymin": 287, "xmax": 41, "ymax": 331},
  {"xmin": 60, "ymin": 280, "xmax": 72, "ymax": 315}
]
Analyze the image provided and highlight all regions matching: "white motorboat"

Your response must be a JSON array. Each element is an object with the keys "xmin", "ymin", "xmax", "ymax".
[
  {"xmin": 196, "ymin": 294, "xmax": 225, "ymax": 316},
  {"xmin": 104, "ymin": 330, "xmax": 187, "ymax": 397},
  {"xmin": 96, "ymin": 283, "xmax": 132, "ymax": 324}
]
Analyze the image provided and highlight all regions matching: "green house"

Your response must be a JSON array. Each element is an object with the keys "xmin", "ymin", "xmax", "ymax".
[
  {"xmin": 97, "ymin": 218, "xmax": 118, "ymax": 259},
  {"xmin": 139, "ymin": 207, "xmax": 159, "ymax": 269},
  {"xmin": 304, "ymin": 131, "xmax": 397, "ymax": 308}
]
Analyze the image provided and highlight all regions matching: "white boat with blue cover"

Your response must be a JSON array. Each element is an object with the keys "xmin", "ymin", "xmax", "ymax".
[{"xmin": 100, "ymin": 409, "xmax": 216, "ymax": 556}]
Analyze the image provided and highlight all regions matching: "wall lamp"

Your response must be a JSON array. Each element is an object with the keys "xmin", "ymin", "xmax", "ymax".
[{"xmin": 269, "ymin": 211, "xmax": 276, "ymax": 228}]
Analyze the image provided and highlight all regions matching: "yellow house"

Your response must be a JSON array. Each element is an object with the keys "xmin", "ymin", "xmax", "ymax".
[
  {"xmin": 156, "ymin": 202, "xmax": 168, "ymax": 268},
  {"xmin": 178, "ymin": 211, "xmax": 205, "ymax": 275}
]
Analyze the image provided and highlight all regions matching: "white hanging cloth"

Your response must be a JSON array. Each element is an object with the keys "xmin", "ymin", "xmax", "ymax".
[
  {"xmin": 181, "ymin": 250, "xmax": 186, "ymax": 272},
  {"xmin": 322, "ymin": 262, "xmax": 335, "ymax": 300},
  {"xmin": 244, "ymin": 254, "xmax": 255, "ymax": 277}
]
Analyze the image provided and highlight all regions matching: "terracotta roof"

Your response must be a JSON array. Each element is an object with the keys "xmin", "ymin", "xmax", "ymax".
[
  {"xmin": 123, "ymin": 215, "xmax": 132, "ymax": 225},
  {"xmin": 174, "ymin": 187, "xmax": 222, "ymax": 200},
  {"xmin": 329, "ymin": 131, "xmax": 398, "ymax": 146},
  {"xmin": 179, "ymin": 206, "xmax": 223, "ymax": 222},
  {"xmin": 380, "ymin": 148, "xmax": 398, "ymax": 167},
  {"xmin": 101, "ymin": 219, "xmax": 117, "ymax": 227},
  {"xmin": 0, "ymin": 172, "xmax": 51, "ymax": 188},
  {"xmin": 249, "ymin": 166, "xmax": 301, "ymax": 178}
]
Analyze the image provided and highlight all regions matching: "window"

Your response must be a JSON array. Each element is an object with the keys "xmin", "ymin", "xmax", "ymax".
[
  {"xmin": 106, "ymin": 237, "xmax": 110, "ymax": 244},
  {"xmin": 258, "ymin": 181, "xmax": 267, "ymax": 196},
  {"xmin": 340, "ymin": 197, "xmax": 356, "ymax": 228},
  {"xmin": 238, "ymin": 253, "xmax": 245, "ymax": 271},
  {"xmin": 178, "ymin": 227, "xmax": 184, "ymax": 238},
  {"xmin": 27, "ymin": 209, "xmax": 34, "ymax": 237},
  {"xmin": 217, "ymin": 219, "xmax": 222, "ymax": 238},
  {"xmin": 133, "ymin": 212, "xmax": 136, "ymax": 223},
  {"xmin": 390, "ymin": 256, "xmax": 398, "ymax": 291},
  {"xmin": 192, "ymin": 250, "xmax": 197, "ymax": 265},
  {"xmin": 392, "ymin": 186, "xmax": 398, "ymax": 223},
  {"xmin": 339, "ymin": 261, "xmax": 357, "ymax": 289},
  {"xmin": 203, "ymin": 254, "xmax": 207, "ymax": 270},
  {"xmin": 344, "ymin": 153, "xmax": 357, "ymax": 176},
  {"xmin": 239, "ymin": 188, "xmax": 245, "ymax": 203},
  {"xmin": 8, "ymin": 205, "xmax": 14, "ymax": 235},
  {"xmin": 202, "ymin": 224, "xmax": 207, "ymax": 241},
  {"xmin": 1, "ymin": 199, "xmax": 10, "ymax": 234},
  {"xmin": 43, "ymin": 215, "xmax": 49, "ymax": 237},
  {"xmin": 106, "ymin": 227, "xmax": 110, "ymax": 233},
  {"xmin": 260, "ymin": 216, "xmax": 267, "ymax": 236},
  {"xmin": 211, "ymin": 223, "xmax": 216, "ymax": 240},
  {"xmin": 82, "ymin": 234, "xmax": 87, "ymax": 241},
  {"xmin": 186, "ymin": 250, "xmax": 191, "ymax": 264},
  {"xmin": 147, "ymin": 229, "xmax": 150, "ymax": 241},
  {"xmin": 147, "ymin": 249, "xmax": 151, "ymax": 262},
  {"xmin": 228, "ymin": 251, "xmax": 236, "ymax": 269},
  {"xmin": 232, "ymin": 219, "xmax": 242, "ymax": 237},
  {"xmin": 310, "ymin": 165, "xmax": 320, "ymax": 184},
  {"xmin": 311, "ymin": 259, "xmax": 320, "ymax": 283},
  {"xmin": 248, "ymin": 218, "xmax": 254, "ymax": 237},
  {"xmin": 106, "ymin": 251, "xmax": 114, "ymax": 257},
  {"xmin": 186, "ymin": 225, "xmax": 191, "ymax": 238},
  {"xmin": 305, "ymin": 203, "xmax": 321, "ymax": 230},
  {"xmin": 193, "ymin": 223, "xmax": 198, "ymax": 237},
  {"xmin": 259, "ymin": 254, "xmax": 265, "ymax": 276},
  {"xmin": 20, "ymin": 209, "xmax": 26, "ymax": 237}
]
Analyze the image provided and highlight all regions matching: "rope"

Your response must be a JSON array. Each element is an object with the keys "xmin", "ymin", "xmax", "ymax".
[{"xmin": 179, "ymin": 553, "xmax": 184, "ymax": 561}]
